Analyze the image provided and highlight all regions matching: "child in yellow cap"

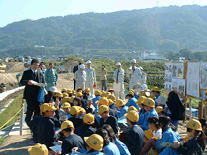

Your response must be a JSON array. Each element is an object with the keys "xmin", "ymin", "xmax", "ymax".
[
  {"xmin": 28, "ymin": 143, "xmax": 48, "ymax": 155},
  {"xmin": 59, "ymin": 102, "xmax": 71, "ymax": 121}
]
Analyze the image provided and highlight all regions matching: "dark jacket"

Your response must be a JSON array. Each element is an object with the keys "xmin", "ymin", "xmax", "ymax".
[
  {"xmin": 61, "ymin": 134, "xmax": 85, "ymax": 155},
  {"xmin": 30, "ymin": 115, "xmax": 44, "ymax": 143},
  {"xmin": 20, "ymin": 69, "xmax": 44, "ymax": 101},
  {"xmin": 99, "ymin": 115, "xmax": 119, "ymax": 134},
  {"xmin": 69, "ymin": 117, "xmax": 83, "ymax": 132},
  {"xmin": 124, "ymin": 125, "xmax": 144, "ymax": 155},
  {"xmin": 76, "ymin": 124, "xmax": 97, "ymax": 139}
]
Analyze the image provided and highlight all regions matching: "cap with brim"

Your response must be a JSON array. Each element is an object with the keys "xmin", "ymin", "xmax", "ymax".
[
  {"xmin": 49, "ymin": 86, "xmax": 58, "ymax": 93},
  {"xmin": 61, "ymin": 120, "xmax": 74, "ymax": 130},
  {"xmin": 84, "ymin": 134, "xmax": 104, "ymax": 151},
  {"xmin": 86, "ymin": 60, "xmax": 92, "ymax": 64},
  {"xmin": 115, "ymin": 62, "xmax": 121, "ymax": 66},
  {"xmin": 98, "ymin": 105, "xmax": 109, "ymax": 115},
  {"xmin": 79, "ymin": 64, "xmax": 85, "ymax": 69},
  {"xmin": 41, "ymin": 103, "xmax": 57, "ymax": 113}
]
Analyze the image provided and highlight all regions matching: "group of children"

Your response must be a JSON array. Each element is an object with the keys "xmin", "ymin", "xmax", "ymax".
[{"xmin": 28, "ymin": 87, "xmax": 207, "ymax": 155}]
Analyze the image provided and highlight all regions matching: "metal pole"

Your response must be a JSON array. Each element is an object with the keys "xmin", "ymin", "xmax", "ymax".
[{"xmin": 20, "ymin": 99, "xmax": 24, "ymax": 136}]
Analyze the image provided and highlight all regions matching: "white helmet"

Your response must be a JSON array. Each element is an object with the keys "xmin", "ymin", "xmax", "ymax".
[
  {"xmin": 86, "ymin": 60, "xmax": 92, "ymax": 65},
  {"xmin": 115, "ymin": 62, "xmax": 121, "ymax": 66},
  {"xmin": 79, "ymin": 64, "xmax": 85, "ymax": 69},
  {"xmin": 131, "ymin": 59, "xmax": 136, "ymax": 63}
]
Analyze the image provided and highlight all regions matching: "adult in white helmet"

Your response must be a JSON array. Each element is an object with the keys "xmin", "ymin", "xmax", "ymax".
[
  {"xmin": 113, "ymin": 62, "xmax": 125, "ymax": 99},
  {"xmin": 129, "ymin": 59, "xmax": 142, "ymax": 91},
  {"xmin": 74, "ymin": 64, "xmax": 86, "ymax": 90},
  {"xmin": 85, "ymin": 60, "xmax": 96, "ymax": 96},
  {"xmin": 140, "ymin": 67, "xmax": 148, "ymax": 90}
]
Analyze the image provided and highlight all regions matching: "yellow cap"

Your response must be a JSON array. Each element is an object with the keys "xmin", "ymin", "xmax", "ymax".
[
  {"xmin": 62, "ymin": 97, "xmax": 70, "ymax": 103},
  {"xmin": 144, "ymin": 129, "xmax": 154, "ymax": 140},
  {"xmin": 116, "ymin": 99, "xmax": 126, "ymax": 107},
  {"xmin": 151, "ymin": 87, "xmax": 160, "ymax": 92},
  {"xmin": 55, "ymin": 92, "xmax": 63, "ymax": 98},
  {"xmin": 108, "ymin": 88, "xmax": 114, "ymax": 92},
  {"xmin": 128, "ymin": 90, "xmax": 134, "ymax": 96},
  {"xmin": 108, "ymin": 99, "xmax": 114, "ymax": 106},
  {"xmin": 28, "ymin": 143, "xmax": 48, "ymax": 155},
  {"xmin": 186, "ymin": 119, "xmax": 202, "ymax": 131},
  {"xmin": 67, "ymin": 89, "xmax": 73, "ymax": 94},
  {"xmin": 84, "ymin": 134, "xmax": 104, "ymax": 151},
  {"xmin": 125, "ymin": 110, "xmax": 139, "ymax": 122},
  {"xmin": 108, "ymin": 94, "xmax": 116, "ymax": 102},
  {"xmin": 62, "ymin": 102, "xmax": 71, "ymax": 109},
  {"xmin": 63, "ymin": 92, "xmax": 69, "ymax": 98},
  {"xmin": 128, "ymin": 106, "xmax": 138, "ymax": 112},
  {"xmin": 155, "ymin": 106, "xmax": 163, "ymax": 114},
  {"xmin": 98, "ymin": 105, "xmax": 109, "ymax": 115},
  {"xmin": 68, "ymin": 97, "xmax": 74, "ymax": 104},
  {"xmin": 83, "ymin": 113, "xmax": 95, "ymax": 125},
  {"xmin": 95, "ymin": 90, "xmax": 101, "ymax": 96},
  {"xmin": 85, "ymin": 88, "xmax": 90, "ymax": 92},
  {"xmin": 136, "ymin": 96, "xmax": 147, "ymax": 105},
  {"xmin": 143, "ymin": 98, "xmax": 155, "ymax": 108},
  {"xmin": 61, "ymin": 120, "xmax": 74, "ymax": 130},
  {"xmin": 76, "ymin": 92, "xmax": 83, "ymax": 97},
  {"xmin": 97, "ymin": 97, "xmax": 109, "ymax": 105},
  {"xmin": 61, "ymin": 88, "xmax": 67, "ymax": 93},
  {"xmin": 78, "ymin": 107, "xmax": 86, "ymax": 115},
  {"xmin": 41, "ymin": 103, "xmax": 57, "ymax": 112},
  {"xmin": 70, "ymin": 106, "xmax": 81, "ymax": 115}
]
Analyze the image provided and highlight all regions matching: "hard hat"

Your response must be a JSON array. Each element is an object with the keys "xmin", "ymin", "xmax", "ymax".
[
  {"xmin": 186, "ymin": 119, "xmax": 202, "ymax": 131},
  {"xmin": 107, "ymin": 94, "xmax": 116, "ymax": 102},
  {"xmin": 98, "ymin": 105, "xmax": 109, "ymax": 115},
  {"xmin": 86, "ymin": 60, "xmax": 92, "ymax": 64},
  {"xmin": 41, "ymin": 103, "xmax": 57, "ymax": 113},
  {"xmin": 108, "ymin": 99, "xmax": 114, "ymax": 106},
  {"xmin": 28, "ymin": 143, "xmax": 48, "ymax": 155},
  {"xmin": 67, "ymin": 89, "xmax": 73, "ymax": 94},
  {"xmin": 84, "ymin": 134, "xmax": 104, "ymax": 151},
  {"xmin": 61, "ymin": 120, "xmax": 74, "ymax": 130},
  {"xmin": 136, "ymin": 96, "xmax": 147, "ymax": 105},
  {"xmin": 143, "ymin": 98, "xmax": 155, "ymax": 108},
  {"xmin": 85, "ymin": 88, "xmax": 90, "ymax": 92},
  {"xmin": 108, "ymin": 88, "xmax": 114, "ymax": 92},
  {"xmin": 151, "ymin": 87, "xmax": 161, "ymax": 92},
  {"xmin": 115, "ymin": 62, "xmax": 121, "ymax": 66},
  {"xmin": 116, "ymin": 99, "xmax": 126, "ymax": 107},
  {"xmin": 131, "ymin": 59, "xmax": 136, "ymax": 63},
  {"xmin": 95, "ymin": 90, "xmax": 101, "ymax": 96},
  {"xmin": 128, "ymin": 106, "xmax": 138, "ymax": 112},
  {"xmin": 55, "ymin": 92, "xmax": 63, "ymax": 98},
  {"xmin": 49, "ymin": 86, "xmax": 58, "ymax": 93},
  {"xmin": 128, "ymin": 90, "xmax": 135, "ymax": 96},
  {"xmin": 78, "ymin": 107, "xmax": 86, "ymax": 115},
  {"xmin": 97, "ymin": 97, "xmax": 109, "ymax": 105},
  {"xmin": 140, "ymin": 67, "xmax": 143, "ymax": 70},
  {"xmin": 125, "ymin": 110, "xmax": 139, "ymax": 122},
  {"xmin": 61, "ymin": 88, "xmax": 67, "ymax": 93},
  {"xmin": 62, "ymin": 102, "xmax": 71, "ymax": 109},
  {"xmin": 156, "ymin": 106, "xmax": 164, "ymax": 114},
  {"xmin": 70, "ymin": 106, "xmax": 81, "ymax": 115},
  {"xmin": 79, "ymin": 64, "xmax": 85, "ymax": 69},
  {"xmin": 76, "ymin": 92, "xmax": 83, "ymax": 97},
  {"xmin": 83, "ymin": 113, "xmax": 95, "ymax": 125},
  {"xmin": 63, "ymin": 92, "xmax": 69, "ymax": 98}
]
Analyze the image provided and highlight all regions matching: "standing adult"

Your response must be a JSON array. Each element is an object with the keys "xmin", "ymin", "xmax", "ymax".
[
  {"xmin": 73, "ymin": 61, "xmax": 82, "ymax": 90},
  {"xmin": 140, "ymin": 67, "xmax": 148, "ymax": 90},
  {"xmin": 129, "ymin": 59, "xmax": 142, "ymax": 91},
  {"xmin": 45, "ymin": 63, "xmax": 58, "ymax": 91},
  {"xmin": 20, "ymin": 59, "xmax": 45, "ymax": 126},
  {"xmin": 100, "ymin": 65, "xmax": 107, "ymax": 91},
  {"xmin": 166, "ymin": 91, "xmax": 185, "ymax": 126},
  {"xmin": 113, "ymin": 62, "xmax": 125, "ymax": 99},
  {"xmin": 74, "ymin": 64, "xmax": 86, "ymax": 90},
  {"xmin": 85, "ymin": 60, "xmax": 96, "ymax": 96}
]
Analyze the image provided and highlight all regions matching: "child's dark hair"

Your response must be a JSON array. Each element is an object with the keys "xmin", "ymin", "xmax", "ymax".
[
  {"xmin": 102, "ymin": 124, "xmax": 116, "ymax": 142},
  {"xmin": 96, "ymin": 128, "xmax": 110, "ymax": 146},
  {"xmin": 148, "ymin": 117, "xmax": 160, "ymax": 128}
]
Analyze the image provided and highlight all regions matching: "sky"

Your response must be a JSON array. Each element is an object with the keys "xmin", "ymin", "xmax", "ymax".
[{"xmin": 0, "ymin": 0, "xmax": 207, "ymax": 27}]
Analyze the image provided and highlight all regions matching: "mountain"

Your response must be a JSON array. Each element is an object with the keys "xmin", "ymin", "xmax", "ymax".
[{"xmin": 1, "ymin": 5, "xmax": 207, "ymax": 57}]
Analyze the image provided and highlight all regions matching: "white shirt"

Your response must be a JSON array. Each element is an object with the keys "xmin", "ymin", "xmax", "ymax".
[{"xmin": 153, "ymin": 128, "xmax": 162, "ymax": 139}]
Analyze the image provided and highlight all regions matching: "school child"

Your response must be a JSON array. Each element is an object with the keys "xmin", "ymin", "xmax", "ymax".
[
  {"xmin": 61, "ymin": 120, "xmax": 85, "ymax": 155},
  {"xmin": 69, "ymin": 106, "xmax": 83, "ymax": 131},
  {"xmin": 141, "ymin": 117, "xmax": 162, "ymax": 155},
  {"xmin": 28, "ymin": 143, "xmax": 48, "ymax": 155},
  {"xmin": 92, "ymin": 90, "xmax": 102, "ymax": 113},
  {"xmin": 98, "ymin": 105, "xmax": 119, "ymax": 134},
  {"xmin": 176, "ymin": 119, "xmax": 206, "ymax": 155},
  {"xmin": 102, "ymin": 124, "xmax": 131, "ymax": 155},
  {"xmin": 36, "ymin": 103, "xmax": 57, "ymax": 148},
  {"xmin": 125, "ymin": 91, "xmax": 139, "ymax": 109},
  {"xmin": 96, "ymin": 128, "xmax": 120, "ymax": 155},
  {"xmin": 115, "ymin": 99, "xmax": 128, "ymax": 118},
  {"xmin": 83, "ymin": 88, "xmax": 91, "ymax": 100},
  {"xmin": 123, "ymin": 110, "xmax": 145, "ymax": 155},
  {"xmin": 76, "ymin": 113, "xmax": 97, "ymax": 139},
  {"xmin": 59, "ymin": 102, "xmax": 71, "ymax": 121},
  {"xmin": 155, "ymin": 106, "xmax": 165, "ymax": 116},
  {"xmin": 128, "ymin": 106, "xmax": 138, "ymax": 112},
  {"xmin": 108, "ymin": 94, "xmax": 117, "ymax": 110},
  {"xmin": 140, "ymin": 98, "xmax": 158, "ymax": 130},
  {"xmin": 85, "ymin": 97, "xmax": 95, "ymax": 113},
  {"xmin": 83, "ymin": 134, "xmax": 104, "ymax": 155},
  {"xmin": 155, "ymin": 116, "xmax": 179, "ymax": 155},
  {"xmin": 44, "ymin": 86, "xmax": 58, "ymax": 103},
  {"xmin": 151, "ymin": 87, "xmax": 166, "ymax": 106},
  {"xmin": 136, "ymin": 96, "xmax": 147, "ymax": 126}
]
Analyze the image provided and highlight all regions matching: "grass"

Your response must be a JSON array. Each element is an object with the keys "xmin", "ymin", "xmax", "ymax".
[{"xmin": 0, "ymin": 94, "xmax": 23, "ymax": 129}]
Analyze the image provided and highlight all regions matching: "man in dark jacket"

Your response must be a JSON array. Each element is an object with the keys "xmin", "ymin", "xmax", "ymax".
[
  {"xmin": 123, "ymin": 110, "xmax": 144, "ymax": 155},
  {"xmin": 20, "ymin": 59, "xmax": 45, "ymax": 126},
  {"xmin": 73, "ymin": 62, "xmax": 82, "ymax": 90}
]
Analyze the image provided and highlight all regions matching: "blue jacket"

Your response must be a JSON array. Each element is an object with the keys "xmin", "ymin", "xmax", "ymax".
[
  {"xmin": 115, "ymin": 139, "xmax": 131, "ymax": 155},
  {"xmin": 84, "ymin": 151, "xmax": 104, "ymax": 155},
  {"xmin": 155, "ymin": 127, "xmax": 179, "ymax": 155},
  {"xmin": 126, "ymin": 97, "xmax": 139, "ymax": 109},
  {"xmin": 92, "ymin": 96, "xmax": 101, "ymax": 114},
  {"xmin": 104, "ymin": 142, "xmax": 120, "ymax": 155},
  {"xmin": 140, "ymin": 108, "xmax": 158, "ymax": 130},
  {"xmin": 117, "ymin": 106, "xmax": 128, "ymax": 118},
  {"xmin": 137, "ymin": 109, "xmax": 145, "ymax": 125}
]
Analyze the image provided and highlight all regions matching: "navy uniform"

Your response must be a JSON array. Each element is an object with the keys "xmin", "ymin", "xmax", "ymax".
[
  {"xmin": 99, "ymin": 115, "xmax": 119, "ymax": 134},
  {"xmin": 76, "ymin": 124, "xmax": 97, "ymax": 139}
]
